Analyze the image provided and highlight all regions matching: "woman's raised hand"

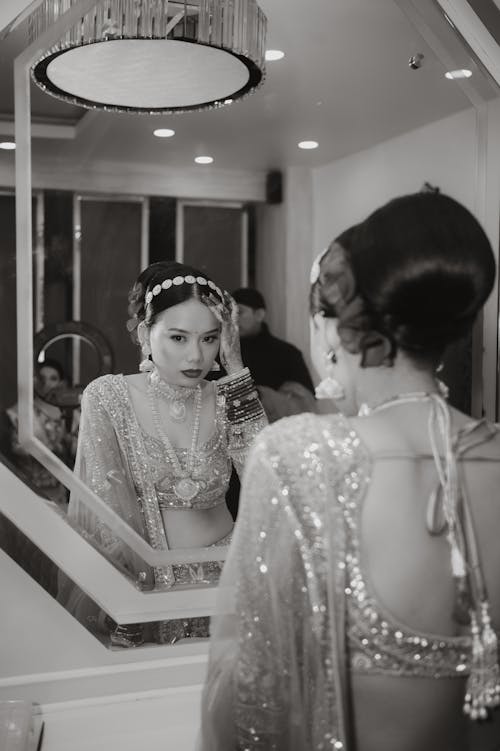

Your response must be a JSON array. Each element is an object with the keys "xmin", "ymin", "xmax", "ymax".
[{"xmin": 204, "ymin": 291, "xmax": 243, "ymax": 375}]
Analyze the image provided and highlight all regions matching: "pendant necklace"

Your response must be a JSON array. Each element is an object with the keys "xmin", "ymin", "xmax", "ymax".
[
  {"xmin": 149, "ymin": 383, "xmax": 203, "ymax": 505},
  {"xmin": 148, "ymin": 368, "xmax": 197, "ymax": 423}
]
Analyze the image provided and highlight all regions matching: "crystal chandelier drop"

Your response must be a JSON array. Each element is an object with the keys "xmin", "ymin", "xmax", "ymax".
[{"xmin": 29, "ymin": 0, "xmax": 267, "ymax": 114}]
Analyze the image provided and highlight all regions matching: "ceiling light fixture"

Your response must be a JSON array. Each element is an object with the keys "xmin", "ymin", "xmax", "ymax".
[
  {"xmin": 298, "ymin": 140, "xmax": 319, "ymax": 150},
  {"xmin": 195, "ymin": 156, "xmax": 214, "ymax": 164},
  {"xmin": 265, "ymin": 49, "xmax": 285, "ymax": 61},
  {"xmin": 29, "ymin": 0, "xmax": 267, "ymax": 114},
  {"xmin": 445, "ymin": 69, "xmax": 472, "ymax": 79},
  {"xmin": 0, "ymin": 141, "xmax": 16, "ymax": 150},
  {"xmin": 153, "ymin": 128, "xmax": 175, "ymax": 138}
]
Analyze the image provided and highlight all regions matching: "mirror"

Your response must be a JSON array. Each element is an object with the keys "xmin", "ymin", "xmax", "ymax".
[{"xmin": 3, "ymin": 0, "xmax": 499, "ymax": 651}]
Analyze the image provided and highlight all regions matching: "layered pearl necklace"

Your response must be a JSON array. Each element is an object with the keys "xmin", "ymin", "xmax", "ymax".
[
  {"xmin": 148, "ymin": 375, "xmax": 203, "ymax": 505},
  {"xmin": 148, "ymin": 368, "xmax": 197, "ymax": 423}
]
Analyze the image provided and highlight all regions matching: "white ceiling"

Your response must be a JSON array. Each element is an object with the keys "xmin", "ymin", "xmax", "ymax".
[{"xmin": 0, "ymin": 0, "xmax": 498, "ymax": 172}]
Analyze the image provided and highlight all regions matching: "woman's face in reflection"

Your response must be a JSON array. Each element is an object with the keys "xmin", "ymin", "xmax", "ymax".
[
  {"xmin": 148, "ymin": 298, "xmax": 220, "ymax": 386},
  {"xmin": 36, "ymin": 365, "xmax": 62, "ymax": 397}
]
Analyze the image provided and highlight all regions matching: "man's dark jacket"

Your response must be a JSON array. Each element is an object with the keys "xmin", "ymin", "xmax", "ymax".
[{"xmin": 239, "ymin": 323, "xmax": 314, "ymax": 393}]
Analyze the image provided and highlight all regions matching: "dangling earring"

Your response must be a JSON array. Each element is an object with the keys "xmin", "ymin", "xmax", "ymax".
[
  {"xmin": 436, "ymin": 362, "xmax": 449, "ymax": 399},
  {"xmin": 315, "ymin": 350, "xmax": 345, "ymax": 400},
  {"xmin": 211, "ymin": 360, "xmax": 221, "ymax": 372},
  {"xmin": 139, "ymin": 343, "xmax": 154, "ymax": 373}
]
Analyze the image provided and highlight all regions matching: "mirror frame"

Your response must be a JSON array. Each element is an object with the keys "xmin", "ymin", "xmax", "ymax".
[{"xmin": 13, "ymin": 0, "xmax": 230, "ymax": 628}]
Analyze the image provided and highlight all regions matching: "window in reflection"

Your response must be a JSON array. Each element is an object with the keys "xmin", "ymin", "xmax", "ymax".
[{"xmin": 2, "ymin": 188, "xmax": 264, "ymax": 645}]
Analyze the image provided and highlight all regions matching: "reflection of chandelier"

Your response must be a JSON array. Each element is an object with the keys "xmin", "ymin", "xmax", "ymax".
[{"xmin": 29, "ymin": 0, "xmax": 267, "ymax": 113}]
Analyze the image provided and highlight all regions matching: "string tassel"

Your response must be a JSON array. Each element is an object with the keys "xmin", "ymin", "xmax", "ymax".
[{"xmin": 464, "ymin": 606, "xmax": 500, "ymax": 720}]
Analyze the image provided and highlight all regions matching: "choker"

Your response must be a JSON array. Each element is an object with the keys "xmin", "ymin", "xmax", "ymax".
[{"xmin": 148, "ymin": 369, "xmax": 198, "ymax": 423}]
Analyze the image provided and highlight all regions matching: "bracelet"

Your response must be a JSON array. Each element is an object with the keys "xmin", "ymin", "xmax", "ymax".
[
  {"xmin": 216, "ymin": 367, "xmax": 265, "ymax": 424},
  {"xmin": 217, "ymin": 369, "xmax": 255, "ymax": 404},
  {"xmin": 227, "ymin": 397, "xmax": 263, "ymax": 424},
  {"xmin": 216, "ymin": 367, "xmax": 251, "ymax": 388}
]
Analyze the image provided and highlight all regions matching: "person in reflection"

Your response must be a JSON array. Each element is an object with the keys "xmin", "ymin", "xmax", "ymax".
[
  {"xmin": 199, "ymin": 193, "xmax": 500, "ymax": 751},
  {"xmin": 232, "ymin": 287, "xmax": 315, "ymax": 422},
  {"xmin": 4, "ymin": 358, "xmax": 74, "ymax": 507},
  {"xmin": 58, "ymin": 262, "xmax": 266, "ymax": 647}
]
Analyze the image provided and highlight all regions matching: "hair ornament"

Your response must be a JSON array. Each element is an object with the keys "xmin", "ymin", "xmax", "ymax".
[
  {"xmin": 310, "ymin": 247, "xmax": 329, "ymax": 285},
  {"xmin": 144, "ymin": 275, "xmax": 223, "ymax": 306}
]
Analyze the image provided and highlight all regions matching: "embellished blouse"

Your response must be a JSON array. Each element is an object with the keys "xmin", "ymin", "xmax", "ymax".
[
  {"xmin": 199, "ymin": 411, "xmax": 500, "ymax": 750},
  {"xmin": 65, "ymin": 373, "xmax": 266, "ymax": 591}
]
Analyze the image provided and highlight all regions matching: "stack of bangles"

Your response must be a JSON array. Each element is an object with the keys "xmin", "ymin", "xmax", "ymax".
[{"xmin": 216, "ymin": 368, "xmax": 263, "ymax": 424}]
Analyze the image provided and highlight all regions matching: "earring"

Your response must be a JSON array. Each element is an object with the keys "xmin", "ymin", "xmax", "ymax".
[
  {"xmin": 211, "ymin": 360, "xmax": 221, "ymax": 372},
  {"xmin": 435, "ymin": 363, "xmax": 449, "ymax": 399},
  {"xmin": 315, "ymin": 350, "xmax": 345, "ymax": 400},
  {"xmin": 139, "ymin": 344, "xmax": 154, "ymax": 373}
]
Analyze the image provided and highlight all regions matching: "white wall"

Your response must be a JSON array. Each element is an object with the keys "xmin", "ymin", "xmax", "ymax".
[
  {"xmin": 256, "ymin": 167, "xmax": 313, "ymax": 350},
  {"xmin": 312, "ymin": 106, "xmax": 479, "ymax": 252}
]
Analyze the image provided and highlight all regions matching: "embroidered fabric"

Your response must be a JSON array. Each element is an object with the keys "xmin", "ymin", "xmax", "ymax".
[
  {"xmin": 199, "ymin": 411, "xmax": 499, "ymax": 749},
  {"xmin": 141, "ymin": 427, "xmax": 231, "ymax": 511},
  {"xmin": 347, "ymin": 417, "xmax": 499, "ymax": 679},
  {"xmin": 58, "ymin": 373, "xmax": 266, "ymax": 642}
]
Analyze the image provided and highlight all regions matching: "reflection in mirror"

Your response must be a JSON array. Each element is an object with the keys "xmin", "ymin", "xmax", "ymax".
[
  {"xmin": 57, "ymin": 260, "xmax": 267, "ymax": 647},
  {"xmin": 4, "ymin": 0, "xmax": 499, "ymax": 665}
]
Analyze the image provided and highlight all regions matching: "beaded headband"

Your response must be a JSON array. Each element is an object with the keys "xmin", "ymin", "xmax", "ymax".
[{"xmin": 145, "ymin": 275, "xmax": 223, "ymax": 305}]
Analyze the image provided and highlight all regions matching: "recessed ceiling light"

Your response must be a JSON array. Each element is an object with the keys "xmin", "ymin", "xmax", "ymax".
[
  {"xmin": 153, "ymin": 128, "xmax": 175, "ymax": 138},
  {"xmin": 265, "ymin": 49, "xmax": 285, "ymax": 61},
  {"xmin": 298, "ymin": 140, "xmax": 319, "ymax": 150},
  {"xmin": 195, "ymin": 156, "xmax": 214, "ymax": 164},
  {"xmin": 0, "ymin": 141, "xmax": 16, "ymax": 150},
  {"xmin": 445, "ymin": 69, "xmax": 472, "ymax": 79}
]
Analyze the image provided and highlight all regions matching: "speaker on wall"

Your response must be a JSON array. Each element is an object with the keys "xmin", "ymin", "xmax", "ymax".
[{"xmin": 266, "ymin": 170, "xmax": 283, "ymax": 204}]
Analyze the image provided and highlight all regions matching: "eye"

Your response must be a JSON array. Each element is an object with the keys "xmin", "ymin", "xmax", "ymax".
[
  {"xmin": 203, "ymin": 335, "xmax": 219, "ymax": 344},
  {"xmin": 170, "ymin": 335, "xmax": 185, "ymax": 343}
]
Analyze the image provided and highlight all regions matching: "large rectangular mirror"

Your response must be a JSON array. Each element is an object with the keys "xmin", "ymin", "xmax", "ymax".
[{"xmin": 1, "ymin": 0, "xmax": 499, "ymax": 657}]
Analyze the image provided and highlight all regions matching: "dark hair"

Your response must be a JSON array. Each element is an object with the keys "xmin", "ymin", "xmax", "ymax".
[
  {"xmin": 36, "ymin": 357, "xmax": 65, "ymax": 380},
  {"xmin": 127, "ymin": 261, "xmax": 223, "ymax": 344},
  {"xmin": 312, "ymin": 192, "xmax": 496, "ymax": 366},
  {"xmin": 232, "ymin": 287, "xmax": 266, "ymax": 311}
]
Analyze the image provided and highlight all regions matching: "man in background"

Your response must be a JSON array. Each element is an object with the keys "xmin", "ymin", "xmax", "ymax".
[{"xmin": 232, "ymin": 287, "xmax": 315, "ymax": 423}]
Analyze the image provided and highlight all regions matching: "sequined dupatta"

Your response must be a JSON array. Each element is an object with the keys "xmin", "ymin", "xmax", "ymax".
[
  {"xmin": 64, "ymin": 375, "xmax": 174, "ymax": 590},
  {"xmin": 199, "ymin": 413, "xmax": 355, "ymax": 750}
]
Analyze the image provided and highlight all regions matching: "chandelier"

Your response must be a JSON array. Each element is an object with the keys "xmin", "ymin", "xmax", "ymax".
[{"xmin": 29, "ymin": 0, "xmax": 267, "ymax": 114}]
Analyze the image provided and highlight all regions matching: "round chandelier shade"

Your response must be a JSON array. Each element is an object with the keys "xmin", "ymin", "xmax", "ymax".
[{"xmin": 29, "ymin": 0, "xmax": 267, "ymax": 114}]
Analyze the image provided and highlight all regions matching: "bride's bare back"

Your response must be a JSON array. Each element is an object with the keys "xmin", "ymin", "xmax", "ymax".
[{"xmin": 349, "ymin": 405, "xmax": 500, "ymax": 751}]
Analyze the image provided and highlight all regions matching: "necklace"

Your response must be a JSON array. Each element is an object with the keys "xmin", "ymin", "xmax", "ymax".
[
  {"xmin": 148, "ymin": 368, "xmax": 197, "ymax": 423},
  {"xmin": 358, "ymin": 391, "xmax": 437, "ymax": 416},
  {"xmin": 149, "ymin": 383, "xmax": 203, "ymax": 505}
]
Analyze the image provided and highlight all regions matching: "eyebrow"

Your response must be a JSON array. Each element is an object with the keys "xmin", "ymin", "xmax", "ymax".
[{"xmin": 168, "ymin": 327, "xmax": 220, "ymax": 335}]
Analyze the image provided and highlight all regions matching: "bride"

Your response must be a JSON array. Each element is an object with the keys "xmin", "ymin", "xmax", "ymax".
[
  {"xmin": 199, "ymin": 192, "xmax": 500, "ymax": 750},
  {"xmin": 58, "ymin": 261, "xmax": 267, "ymax": 646}
]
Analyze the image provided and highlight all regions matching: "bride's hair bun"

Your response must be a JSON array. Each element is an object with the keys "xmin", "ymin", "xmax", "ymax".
[{"xmin": 312, "ymin": 192, "xmax": 495, "ymax": 365}]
